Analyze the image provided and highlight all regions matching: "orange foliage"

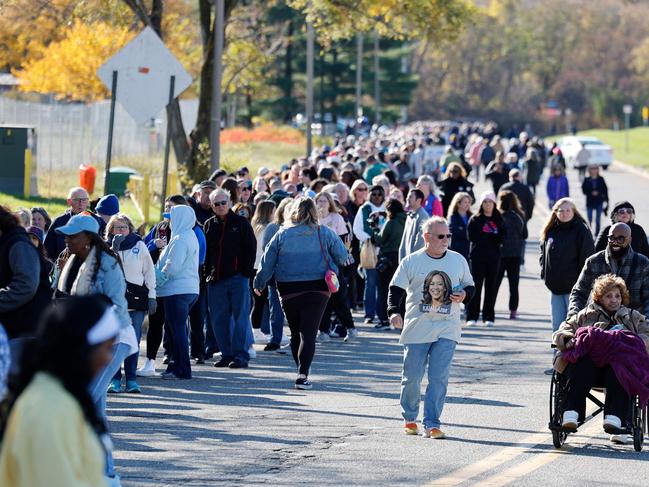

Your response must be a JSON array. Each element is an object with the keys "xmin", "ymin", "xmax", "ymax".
[{"xmin": 220, "ymin": 125, "xmax": 304, "ymax": 145}]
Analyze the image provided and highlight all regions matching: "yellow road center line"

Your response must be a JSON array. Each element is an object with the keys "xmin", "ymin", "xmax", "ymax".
[{"xmin": 470, "ymin": 419, "xmax": 602, "ymax": 487}]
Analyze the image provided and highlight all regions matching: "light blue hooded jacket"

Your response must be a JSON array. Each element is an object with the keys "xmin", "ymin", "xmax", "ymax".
[{"xmin": 155, "ymin": 205, "xmax": 200, "ymax": 297}]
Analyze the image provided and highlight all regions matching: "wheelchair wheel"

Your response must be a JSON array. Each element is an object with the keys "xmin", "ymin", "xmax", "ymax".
[
  {"xmin": 632, "ymin": 398, "xmax": 645, "ymax": 452},
  {"xmin": 549, "ymin": 371, "xmax": 568, "ymax": 448}
]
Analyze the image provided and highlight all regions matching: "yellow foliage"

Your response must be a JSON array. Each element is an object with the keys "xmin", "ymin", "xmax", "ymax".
[{"xmin": 14, "ymin": 20, "xmax": 134, "ymax": 102}]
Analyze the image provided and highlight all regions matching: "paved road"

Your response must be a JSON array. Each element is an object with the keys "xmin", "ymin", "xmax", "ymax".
[{"xmin": 109, "ymin": 160, "xmax": 649, "ymax": 486}]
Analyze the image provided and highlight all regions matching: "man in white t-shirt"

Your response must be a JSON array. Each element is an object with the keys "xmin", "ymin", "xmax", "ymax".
[{"xmin": 388, "ymin": 216, "xmax": 475, "ymax": 439}]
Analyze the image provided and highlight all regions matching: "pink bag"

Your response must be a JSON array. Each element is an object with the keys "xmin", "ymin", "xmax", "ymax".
[{"xmin": 317, "ymin": 226, "xmax": 340, "ymax": 293}]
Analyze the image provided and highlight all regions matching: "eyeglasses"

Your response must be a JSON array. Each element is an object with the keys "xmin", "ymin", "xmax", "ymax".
[
  {"xmin": 212, "ymin": 200, "xmax": 229, "ymax": 207},
  {"xmin": 555, "ymin": 208, "xmax": 573, "ymax": 213},
  {"xmin": 608, "ymin": 235, "xmax": 626, "ymax": 243},
  {"xmin": 429, "ymin": 233, "xmax": 452, "ymax": 240},
  {"xmin": 113, "ymin": 225, "xmax": 129, "ymax": 231},
  {"xmin": 617, "ymin": 208, "xmax": 633, "ymax": 215},
  {"xmin": 71, "ymin": 197, "xmax": 89, "ymax": 203},
  {"xmin": 370, "ymin": 192, "xmax": 383, "ymax": 197}
]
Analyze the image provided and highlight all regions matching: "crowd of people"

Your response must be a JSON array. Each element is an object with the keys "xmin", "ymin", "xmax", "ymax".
[{"xmin": 1, "ymin": 120, "xmax": 649, "ymax": 484}]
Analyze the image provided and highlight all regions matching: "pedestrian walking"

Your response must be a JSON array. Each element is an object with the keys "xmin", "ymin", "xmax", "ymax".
[
  {"xmin": 594, "ymin": 201, "xmax": 649, "ymax": 257},
  {"xmin": 105, "ymin": 214, "xmax": 156, "ymax": 394},
  {"xmin": 438, "ymin": 163, "xmax": 474, "ymax": 215},
  {"xmin": 581, "ymin": 165, "xmax": 608, "ymax": 236},
  {"xmin": 204, "ymin": 188, "xmax": 257, "ymax": 369},
  {"xmin": 155, "ymin": 205, "xmax": 200, "ymax": 379},
  {"xmin": 346, "ymin": 180, "xmax": 368, "ymax": 309},
  {"xmin": 447, "ymin": 192, "xmax": 472, "ymax": 261},
  {"xmin": 388, "ymin": 217, "xmax": 474, "ymax": 438},
  {"xmin": 416, "ymin": 175, "xmax": 444, "ymax": 217},
  {"xmin": 254, "ymin": 197, "xmax": 349, "ymax": 390},
  {"xmin": 499, "ymin": 169, "xmax": 534, "ymax": 222},
  {"xmin": 0, "ymin": 296, "xmax": 118, "ymax": 487},
  {"xmin": 29, "ymin": 207, "xmax": 51, "ymax": 233},
  {"xmin": 466, "ymin": 192, "xmax": 506, "ymax": 327},
  {"xmin": 546, "ymin": 164, "xmax": 570, "ymax": 209},
  {"xmin": 399, "ymin": 189, "xmax": 430, "ymax": 260},
  {"xmin": 540, "ymin": 198, "xmax": 595, "ymax": 334},
  {"xmin": 495, "ymin": 191, "xmax": 528, "ymax": 320}
]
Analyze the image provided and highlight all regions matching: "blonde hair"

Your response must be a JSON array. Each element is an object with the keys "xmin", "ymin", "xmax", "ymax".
[
  {"xmin": 447, "ymin": 192, "xmax": 473, "ymax": 218},
  {"xmin": 274, "ymin": 197, "xmax": 294, "ymax": 226},
  {"xmin": 444, "ymin": 162, "xmax": 467, "ymax": 179},
  {"xmin": 105, "ymin": 213, "xmax": 135, "ymax": 239},
  {"xmin": 289, "ymin": 196, "xmax": 319, "ymax": 227},
  {"xmin": 540, "ymin": 198, "xmax": 587, "ymax": 241},
  {"xmin": 350, "ymin": 179, "xmax": 369, "ymax": 201},
  {"xmin": 592, "ymin": 274, "xmax": 630, "ymax": 306},
  {"xmin": 251, "ymin": 200, "xmax": 276, "ymax": 234}
]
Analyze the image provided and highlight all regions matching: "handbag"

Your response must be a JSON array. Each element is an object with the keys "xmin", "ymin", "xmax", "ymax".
[
  {"xmin": 317, "ymin": 226, "xmax": 340, "ymax": 293},
  {"xmin": 126, "ymin": 281, "xmax": 149, "ymax": 311},
  {"xmin": 359, "ymin": 240, "xmax": 378, "ymax": 269}
]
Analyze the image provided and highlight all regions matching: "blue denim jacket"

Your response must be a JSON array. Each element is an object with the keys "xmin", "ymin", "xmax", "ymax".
[{"xmin": 254, "ymin": 224, "xmax": 349, "ymax": 289}]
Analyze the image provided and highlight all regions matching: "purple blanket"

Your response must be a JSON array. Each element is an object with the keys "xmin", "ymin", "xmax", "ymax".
[{"xmin": 564, "ymin": 327, "xmax": 649, "ymax": 407}]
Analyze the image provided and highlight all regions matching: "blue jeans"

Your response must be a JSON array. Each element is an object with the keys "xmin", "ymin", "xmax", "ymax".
[
  {"xmin": 400, "ymin": 338, "xmax": 457, "ymax": 429},
  {"xmin": 364, "ymin": 268, "xmax": 379, "ymax": 319},
  {"xmin": 90, "ymin": 341, "xmax": 131, "ymax": 478},
  {"xmin": 207, "ymin": 275, "xmax": 251, "ymax": 364},
  {"xmin": 113, "ymin": 310, "xmax": 145, "ymax": 383},
  {"xmin": 587, "ymin": 203, "xmax": 603, "ymax": 236},
  {"xmin": 551, "ymin": 293, "xmax": 570, "ymax": 333},
  {"xmin": 189, "ymin": 288, "xmax": 208, "ymax": 359},
  {"xmin": 268, "ymin": 284, "xmax": 285, "ymax": 345},
  {"xmin": 162, "ymin": 294, "xmax": 198, "ymax": 379}
]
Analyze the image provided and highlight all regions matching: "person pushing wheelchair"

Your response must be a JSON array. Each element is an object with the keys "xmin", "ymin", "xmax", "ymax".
[{"xmin": 553, "ymin": 274, "xmax": 649, "ymax": 443}]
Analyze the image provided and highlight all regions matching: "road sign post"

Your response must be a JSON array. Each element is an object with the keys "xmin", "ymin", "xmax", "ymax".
[
  {"xmin": 104, "ymin": 70, "xmax": 118, "ymax": 195},
  {"xmin": 161, "ymin": 75, "xmax": 176, "ymax": 218},
  {"xmin": 623, "ymin": 104, "xmax": 632, "ymax": 153}
]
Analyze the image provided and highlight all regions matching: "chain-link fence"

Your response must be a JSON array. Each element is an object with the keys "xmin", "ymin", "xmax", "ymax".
[{"xmin": 0, "ymin": 95, "xmax": 198, "ymax": 173}]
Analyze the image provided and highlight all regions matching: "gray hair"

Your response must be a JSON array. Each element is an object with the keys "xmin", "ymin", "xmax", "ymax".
[
  {"xmin": 67, "ymin": 186, "xmax": 89, "ymax": 199},
  {"xmin": 421, "ymin": 216, "xmax": 448, "ymax": 235},
  {"xmin": 209, "ymin": 187, "xmax": 232, "ymax": 205}
]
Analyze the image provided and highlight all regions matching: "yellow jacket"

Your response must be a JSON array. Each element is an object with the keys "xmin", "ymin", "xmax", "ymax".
[{"xmin": 0, "ymin": 372, "xmax": 107, "ymax": 487}]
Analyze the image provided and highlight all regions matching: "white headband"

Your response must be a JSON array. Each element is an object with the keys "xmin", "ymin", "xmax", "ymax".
[{"xmin": 87, "ymin": 307, "xmax": 121, "ymax": 346}]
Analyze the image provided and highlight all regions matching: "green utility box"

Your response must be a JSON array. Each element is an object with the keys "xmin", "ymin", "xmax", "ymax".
[
  {"xmin": 107, "ymin": 166, "xmax": 138, "ymax": 196},
  {"xmin": 0, "ymin": 125, "xmax": 37, "ymax": 196}
]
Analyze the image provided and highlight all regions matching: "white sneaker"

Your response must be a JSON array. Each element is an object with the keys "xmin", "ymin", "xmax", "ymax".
[
  {"xmin": 253, "ymin": 329, "xmax": 270, "ymax": 344},
  {"xmin": 344, "ymin": 328, "xmax": 359, "ymax": 342},
  {"xmin": 485, "ymin": 321, "xmax": 495, "ymax": 328},
  {"xmin": 466, "ymin": 320, "xmax": 477, "ymax": 327},
  {"xmin": 317, "ymin": 331, "xmax": 331, "ymax": 342},
  {"xmin": 136, "ymin": 359, "xmax": 156, "ymax": 377},
  {"xmin": 610, "ymin": 434, "xmax": 630, "ymax": 445},
  {"xmin": 562, "ymin": 410, "xmax": 579, "ymax": 430},
  {"xmin": 603, "ymin": 415, "xmax": 623, "ymax": 433},
  {"xmin": 248, "ymin": 347, "xmax": 257, "ymax": 360}
]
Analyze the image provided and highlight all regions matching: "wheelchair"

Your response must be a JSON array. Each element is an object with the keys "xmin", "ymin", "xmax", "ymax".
[{"xmin": 549, "ymin": 369, "xmax": 648, "ymax": 451}]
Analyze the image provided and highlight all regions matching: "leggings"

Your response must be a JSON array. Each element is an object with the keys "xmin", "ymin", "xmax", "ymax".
[
  {"xmin": 496, "ymin": 256, "xmax": 521, "ymax": 311},
  {"xmin": 146, "ymin": 296, "xmax": 166, "ymax": 360},
  {"xmin": 280, "ymin": 291, "xmax": 330, "ymax": 376}
]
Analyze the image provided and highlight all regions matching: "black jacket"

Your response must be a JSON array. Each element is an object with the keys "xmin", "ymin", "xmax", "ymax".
[
  {"xmin": 595, "ymin": 222, "xmax": 649, "ymax": 258},
  {"xmin": 499, "ymin": 181, "xmax": 534, "ymax": 221},
  {"xmin": 540, "ymin": 218, "xmax": 594, "ymax": 295},
  {"xmin": 468, "ymin": 212, "xmax": 506, "ymax": 262},
  {"xmin": 581, "ymin": 176, "xmax": 608, "ymax": 208},
  {"xmin": 500, "ymin": 210, "xmax": 528, "ymax": 258},
  {"xmin": 204, "ymin": 210, "xmax": 257, "ymax": 282},
  {"xmin": 438, "ymin": 177, "xmax": 474, "ymax": 214}
]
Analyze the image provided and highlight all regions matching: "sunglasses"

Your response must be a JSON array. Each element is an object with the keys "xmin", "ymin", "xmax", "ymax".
[
  {"xmin": 370, "ymin": 192, "xmax": 384, "ymax": 197},
  {"xmin": 608, "ymin": 235, "xmax": 626, "ymax": 243},
  {"xmin": 240, "ymin": 186, "xmax": 252, "ymax": 191},
  {"xmin": 212, "ymin": 200, "xmax": 229, "ymax": 207},
  {"xmin": 617, "ymin": 208, "xmax": 633, "ymax": 215},
  {"xmin": 430, "ymin": 233, "xmax": 452, "ymax": 240},
  {"xmin": 357, "ymin": 187, "xmax": 368, "ymax": 192}
]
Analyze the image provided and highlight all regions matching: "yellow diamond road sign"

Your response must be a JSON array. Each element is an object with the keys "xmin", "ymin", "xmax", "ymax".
[{"xmin": 97, "ymin": 27, "xmax": 192, "ymax": 125}]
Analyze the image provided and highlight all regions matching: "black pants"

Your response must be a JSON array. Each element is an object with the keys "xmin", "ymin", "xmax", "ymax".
[
  {"xmin": 281, "ymin": 291, "xmax": 330, "ymax": 376},
  {"xmin": 146, "ymin": 297, "xmax": 166, "ymax": 360},
  {"xmin": 319, "ymin": 274, "xmax": 355, "ymax": 333},
  {"xmin": 496, "ymin": 256, "xmax": 521, "ymax": 311},
  {"xmin": 564, "ymin": 355, "xmax": 629, "ymax": 422},
  {"xmin": 250, "ymin": 281, "xmax": 268, "ymax": 330},
  {"xmin": 377, "ymin": 254, "xmax": 398, "ymax": 322},
  {"xmin": 467, "ymin": 257, "xmax": 501, "ymax": 322}
]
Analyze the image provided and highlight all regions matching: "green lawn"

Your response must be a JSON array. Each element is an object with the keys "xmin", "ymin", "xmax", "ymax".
[
  {"xmin": 547, "ymin": 127, "xmax": 649, "ymax": 168},
  {"xmin": 0, "ymin": 140, "xmax": 307, "ymax": 228}
]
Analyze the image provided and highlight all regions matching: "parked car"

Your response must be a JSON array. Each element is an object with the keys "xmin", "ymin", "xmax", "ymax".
[{"xmin": 558, "ymin": 136, "xmax": 613, "ymax": 170}]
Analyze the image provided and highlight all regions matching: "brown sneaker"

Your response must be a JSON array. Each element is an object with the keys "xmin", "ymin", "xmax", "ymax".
[
  {"xmin": 404, "ymin": 422, "xmax": 419, "ymax": 435},
  {"xmin": 423, "ymin": 427, "xmax": 446, "ymax": 439}
]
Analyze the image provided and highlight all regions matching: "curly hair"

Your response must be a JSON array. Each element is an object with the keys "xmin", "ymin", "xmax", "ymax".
[{"xmin": 591, "ymin": 274, "xmax": 630, "ymax": 306}]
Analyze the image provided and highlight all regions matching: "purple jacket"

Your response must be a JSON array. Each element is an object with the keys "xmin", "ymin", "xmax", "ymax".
[
  {"xmin": 564, "ymin": 327, "xmax": 649, "ymax": 406},
  {"xmin": 546, "ymin": 175, "xmax": 569, "ymax": 206}
]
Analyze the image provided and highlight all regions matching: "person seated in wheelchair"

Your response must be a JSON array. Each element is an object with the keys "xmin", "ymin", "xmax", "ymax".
[{"xmin": 552, "ymin": 274, "xmax": 649, "ymax": 435}]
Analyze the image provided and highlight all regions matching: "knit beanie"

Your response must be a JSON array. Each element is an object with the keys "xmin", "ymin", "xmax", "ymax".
[{"xmin": 96, "ymin": 194, "xmax": 119, "ymax": 216}]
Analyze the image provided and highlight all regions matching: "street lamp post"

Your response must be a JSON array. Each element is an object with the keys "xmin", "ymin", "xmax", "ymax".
[{"xmin": 306, "ymin": 19, "xmax": 314, "ymax": 159}]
